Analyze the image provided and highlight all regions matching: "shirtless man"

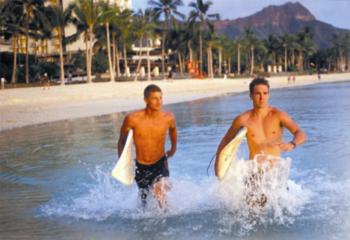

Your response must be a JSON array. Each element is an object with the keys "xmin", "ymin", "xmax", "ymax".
[
  {"xmin": 214, "ymin": 78, "xmax": 307, "ymax": 206},
  {"xmin": 118, "ymin": 84, "xmax": 177, "ymax": 208}
]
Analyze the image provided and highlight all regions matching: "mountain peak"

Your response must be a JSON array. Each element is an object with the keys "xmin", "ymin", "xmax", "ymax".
[{"xmin": 233, "ymin": 1, "xmax": 316, "ymax": 27}]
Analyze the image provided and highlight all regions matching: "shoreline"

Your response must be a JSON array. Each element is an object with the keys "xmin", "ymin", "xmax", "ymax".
[{"xmin": 1, "ymin": 72, "xmax": 350, "ymax": 132}]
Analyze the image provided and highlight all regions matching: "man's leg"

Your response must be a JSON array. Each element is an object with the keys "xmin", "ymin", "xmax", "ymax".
[{"xmin": 152, "ymin": 177, "xmax": 171, "ymax": 209}]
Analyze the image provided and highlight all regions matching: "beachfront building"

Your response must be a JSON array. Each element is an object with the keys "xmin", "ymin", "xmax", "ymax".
[
  {"xmin": 130, "ymin": 37, "xmax": 165, "ymax": 78},
  {"xmin": 0, "ymin": 0, "xmax": 132, "ymax": 56}
]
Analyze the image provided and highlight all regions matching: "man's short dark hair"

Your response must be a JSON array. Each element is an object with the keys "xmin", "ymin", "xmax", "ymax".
[
  {"xmin": 144, "ymin": 84, "xmax": 162, "ymax": 98},
  {"xmin": 249, "ymin": 78, "xmax": 270, "ymax": 94}
]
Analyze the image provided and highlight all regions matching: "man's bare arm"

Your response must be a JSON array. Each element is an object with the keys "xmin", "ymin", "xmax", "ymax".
[
  {"xmin": 117, "ymin": 115, "xmax": 132, "ymax": 157},
  {"xmin": 279, "ymin": 111, "xmax": 307, "ymax": 151},
  {"xmin": 166, "ymin": 114, "xmax": 177, "ymax": 158},
  {"xmin": 214, "ymin": 116, "xmax": 244, "ymax": 176}
]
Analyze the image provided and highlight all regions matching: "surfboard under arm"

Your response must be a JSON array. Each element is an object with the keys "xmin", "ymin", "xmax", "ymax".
[
  {"xmin": 217, "ymin": 127, "xmax": 247, "ymax": 181},
  {"xmin": 112, "ymin": 130, "xmax": 135, "ymax": 185}
]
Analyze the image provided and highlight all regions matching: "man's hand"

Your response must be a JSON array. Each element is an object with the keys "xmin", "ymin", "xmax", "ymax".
[
  {"xmin": 278, "ymin": 141, "xmax": 296, "ymax": 152},
  {"xmin": 166, "ymin": 148, "xmax": 176, "ymax": 158}
]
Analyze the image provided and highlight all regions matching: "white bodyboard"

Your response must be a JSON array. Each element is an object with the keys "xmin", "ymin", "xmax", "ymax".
[
  {"xmin": 217, "ymin": 127, "xmax": 247, "ymax": 180},
  {"xmin": 112, "ymin": 130, "xmax": 134, "ymax": 185}
]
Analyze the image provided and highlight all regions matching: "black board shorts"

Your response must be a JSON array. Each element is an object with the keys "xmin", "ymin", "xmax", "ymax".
[{"xmin": 135, "ymin": 155, "xmax": 169, "ymax": 190}]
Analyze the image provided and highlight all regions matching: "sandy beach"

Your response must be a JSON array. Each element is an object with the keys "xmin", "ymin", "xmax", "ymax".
[{"xmin": 1, "ymin": 72, "xmax": 349, "ymax": 132}]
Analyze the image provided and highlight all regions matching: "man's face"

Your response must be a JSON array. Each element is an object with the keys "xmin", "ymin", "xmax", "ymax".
[
  {"xmin": 250, "ymin": 84, "xmax": 270, "ymax": 108},
  {"xmin": 145, "ymin": 91, "xmax": 163, "ymax": 110}
]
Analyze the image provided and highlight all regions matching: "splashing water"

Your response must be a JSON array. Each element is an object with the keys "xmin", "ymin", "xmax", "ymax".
[
  {"xmin": 40, "ymin": 154, "xmax": 311, "ymax": 236},
  {"xmin": 217, "ymin": 154, "xmax": 312, "ymax": 235}
]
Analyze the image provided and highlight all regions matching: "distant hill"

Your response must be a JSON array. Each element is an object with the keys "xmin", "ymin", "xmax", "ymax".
[{"xmin": 214, "ymin": 2, "xmax": 350, "ymax": 49}]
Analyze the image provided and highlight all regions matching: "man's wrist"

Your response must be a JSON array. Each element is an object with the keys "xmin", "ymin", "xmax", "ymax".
[{"xmin": 290, "ymin": 141, "xmax": 297, "ymax": 149}]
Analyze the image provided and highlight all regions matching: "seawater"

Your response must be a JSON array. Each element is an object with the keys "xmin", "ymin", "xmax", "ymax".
[{"xmin": 1, "ymin": 81, "xmax": 350, "ymax": 240}]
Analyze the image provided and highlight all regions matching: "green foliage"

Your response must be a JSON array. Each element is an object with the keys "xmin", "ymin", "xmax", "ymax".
[
  {"xmin": 0, "ymin": 52, "xmax": 12, "ymax": 80},
  {"xmin": 308, "ymin": 67, "xmax": 317, "ymax": 75},
  {"xmin": 71, "ymin": 50, "xmax": 86, "ymax": 70},
  {"xmin": 288, "ymin": 64, "xmax": 298, "ymax": 72},
  {"xmin": 40, "ymin": 62, "xmax": 60, "ymax": 78},
  {"xmin": 92, "ymin": 51, "xmax": 108, "ymax": 74}
]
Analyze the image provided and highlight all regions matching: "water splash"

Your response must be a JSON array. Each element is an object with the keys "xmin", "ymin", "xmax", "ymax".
[
  {"xmin": 216, "ymin": 154, "xmax": 312, "ymax": 235},
  {"xmin": 40, "ymin": 155, "xmax": 311, "ymax": 236}
]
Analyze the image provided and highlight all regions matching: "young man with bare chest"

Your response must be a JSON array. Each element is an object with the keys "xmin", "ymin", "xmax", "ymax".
[
  {"xmin": 118, "ymin": 84, "xmax": 177, "ymax": 208},
  {"xmin": 215, "ymin": 78, "xmax": 307, "ymax": 169},
  {"xmin": 214, "ymin": 78, "xmax": 307, "ymax": 206}
]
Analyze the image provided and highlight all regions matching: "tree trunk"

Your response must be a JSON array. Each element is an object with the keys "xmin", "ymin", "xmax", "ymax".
[
  {"xmin": 218, "ymin": 47, "xmax": 222, "ymax": 76},
  {"xmin": 228, "ymin": 58, "xmax": 231, "ymax": 75},
  {"xmin": 161, "ymin": 32, "xmax": 166, "ymax": 79},
  {"xmin": 237, "ymin": 44, "xmax": 241, "ymax": 76},
  {"xmin": 297, "ymin": 48, "xmax": 303, "ymax": 71},
  {"xmin": 25, "ymin": 35, "xmax": 29, "ymax": 84},
  {"xmin": 188, "ymin": 41, "xmax": 193, "ymax": 62},
  {"xmin": 284, "ymin": 47, "xmax": 288, "ymax": 72},
  {"xmin": 291, "ymin": 48, "xmax": 295, "ymax": 66},
  {"xmin": 123, "ymin": 45, "xmax": 129, "ymax": 77},
  {"xmin": 111, "ymin": 34, "xmax": 117, "ymax": 78},
  {"xmin": 134, "ymin": 38, "xmax": 144, "ymax": 81},
  {"xmin": 88, "ymin": 28, "xmax": 93, "ymax": 83},
  {"xmin": 58, "ymin": 28, "xmax": 65, "ymax": 85},
  {"xmin": 85, "ymin": 36, "xmax": 90, "ymax": 83},
  {"xmin": 178, "ymin": 52, "xmax": 183, "ymax": 76},
  {"xmin": 115, "ymin": 45, "xmax": 121, "ymax": 78},
  {"xmin": 199, "ymin": 32, "xmax": 203, "ymax": 75},
  {"xmin": 250, "ymin": 46, "xmax": 255, "ymax": 76},
  {"xmin": 11, "ymin": 37, "xmax": 18, "ymax": 84},
  {"xmin": 210, "ymin": 45, "xmax": 214, "ymax": 78},
  {"xmin": 105, "ymin": 23, "xmax": 115, "ymax": 82},
  {"xmin": 147, "ymin": 47, "xmax": 151, "ymax": 81},
  {"xmin": 207, "ymin": 44, "xmax": 213, "ymax": 79}
]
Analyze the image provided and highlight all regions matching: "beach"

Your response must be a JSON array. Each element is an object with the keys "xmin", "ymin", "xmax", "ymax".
[{"xmin": 1, "ymin": 72, "xmax": 350, "ymax": 132}]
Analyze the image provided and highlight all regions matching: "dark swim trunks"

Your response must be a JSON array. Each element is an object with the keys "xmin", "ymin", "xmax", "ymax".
[
  {"xmin": 135, "ymin": 155, "xmax": 169, "ymax": 189},
  {"xmin": 135, "ymin": 155, "xmax": 169, "ymax": 205}
]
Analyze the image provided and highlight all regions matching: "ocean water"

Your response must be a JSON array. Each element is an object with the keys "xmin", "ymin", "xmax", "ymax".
[{"xmin": 0, "ymin": 81, "xmax": 350, "ymax": 240}]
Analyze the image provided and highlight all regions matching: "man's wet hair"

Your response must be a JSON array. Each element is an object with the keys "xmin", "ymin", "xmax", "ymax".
[
  {"xmin": 144, "ymin": 84, "xmax": 162, "ymax": 98},
  {"xmin": 249, "ymin": 78, "xmax": 270, "ymax": 94}
]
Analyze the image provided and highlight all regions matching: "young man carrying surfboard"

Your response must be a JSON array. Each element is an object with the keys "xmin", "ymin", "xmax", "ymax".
[
  {"xmin": 117, "ymin": 84, "xmax": 177, "ymax": 208},
  {"xmin": 214, "ymin": 78, "xmax": 307, "ymax": 205}
]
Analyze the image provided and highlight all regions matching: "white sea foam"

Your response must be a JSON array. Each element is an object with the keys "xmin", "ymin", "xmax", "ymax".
[{"xmin": 40, "ymin": 154, "xmax": 313, "ymax": 235}]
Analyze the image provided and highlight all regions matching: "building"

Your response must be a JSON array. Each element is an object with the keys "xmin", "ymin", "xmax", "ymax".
[{"xmin": 0, "ymin": 0, "xmax": 132, "ymax": 56}]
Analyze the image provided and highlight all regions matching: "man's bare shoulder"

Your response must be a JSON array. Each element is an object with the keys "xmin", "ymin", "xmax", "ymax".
[
  {"xmin": 270, "ymin": 107, "xmax": 289, "ymax": 118},
  {"xmin": 163, "ymin": 111, "xmax": 176, "ymax": 120},
  {"xmin": 125, "ymin": 110, "xmax": 145, "ymax": 123},
  {"xmin": 236, "ymin": 110, "xmax": 253, "ymax": 123}
]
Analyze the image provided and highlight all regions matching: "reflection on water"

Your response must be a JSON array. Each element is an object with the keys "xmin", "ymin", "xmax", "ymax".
[{"xmin": 1, "ymin": 81, "xmax": 350, "ymax": 239}]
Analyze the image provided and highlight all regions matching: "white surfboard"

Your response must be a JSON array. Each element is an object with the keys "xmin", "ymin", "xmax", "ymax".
[
  {"xmin": 217, "ymin": 127, "xmax": 247, "ymax": 181},
  {"xmin": 112, "ymin": 130, "xmax": 134, "ymax": 185}
]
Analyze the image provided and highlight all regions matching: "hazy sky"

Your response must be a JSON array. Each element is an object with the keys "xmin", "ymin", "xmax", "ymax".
[{"xmin": 132, "ymin": 0, "xmax": 350, "ymax": 30}]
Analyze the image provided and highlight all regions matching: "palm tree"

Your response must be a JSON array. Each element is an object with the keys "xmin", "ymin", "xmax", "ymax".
[
  {"xmin": 242, "ymin": 27, "xmax": 262, "ymax": 76},
  {"xmin": 98, "ymin": 2, "xmax": 119, "ymax": 82},
  {"xmin": 73, "ymin": 0, "xmax": 100, "ymax": 83},
  {"xmin": 132, "ymin": 9, "xmax": 157, "ymax": 81},
  {"xmin": 332, "ymin": 33, "xmax": 350, "ymax": 71},
  {"xmin": 148, "ymin": 0, "xmax": 184, "ymax": 79},
  {"xmin": 295, "ymin": 27, "xmax": 315, "ymax": 71},
  {"xmin": 117, "ymin": 9, "xmax": 133, "ymax": 77},
  {"xmin": 188, "ymin": 0, "xmax": 219, "ymax": 76},
  {"xmin": 45, "ymin": 2, "xmax": 76, "ymax": 85},
  {"xmin": 0, "ymin": 1, "xmax": 21, "ymax": 84},
  {"xmin": 8, "ymin": 0, "xmax": 48, "ymax": 84},
  {"xmin": 264, "ymin": 34, "xmax": 282, "ymax": 71},
  {"xmin": 185, "ymin": 20, "xmax": 199, "ymax": 63},
  {"xmin": 280, "ymin": 33, "xmax": 294, "ymax": 72},
  {"xmin": 166, "ymin": 19, "xmax": 190, "ymax": 76}
]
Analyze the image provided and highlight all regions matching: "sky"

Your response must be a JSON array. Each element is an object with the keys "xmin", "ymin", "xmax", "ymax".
[{"xmin": 132, "ymin": 0, "xmax": 350, "ymax": 30}]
